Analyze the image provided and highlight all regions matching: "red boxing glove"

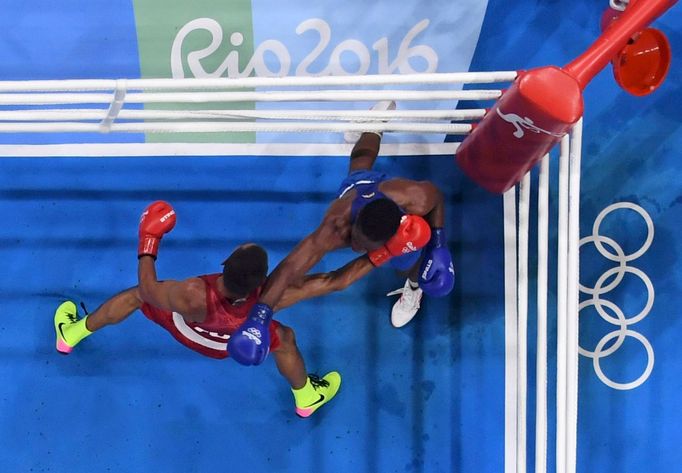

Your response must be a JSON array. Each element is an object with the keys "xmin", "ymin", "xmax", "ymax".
[
  {"xmin": 138, "ymin": 201, "xmax": 176, "ymax": 259},
  {"xmin": 368, "ymin": 214, "xmax": 432, "ymax": 267}
]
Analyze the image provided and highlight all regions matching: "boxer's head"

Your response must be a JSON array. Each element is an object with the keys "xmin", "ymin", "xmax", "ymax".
[
  {"xmin": 221, "ymin": 243, "xmax": 268, "ymax": 301},
  {"xmin": 351, "ymin": 198, "xmax": 402, "ymax": 252}
]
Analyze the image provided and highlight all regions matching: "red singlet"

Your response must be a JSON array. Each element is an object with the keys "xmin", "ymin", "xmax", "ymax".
[{"xmin": 141, "ymin": 273, "xmax": 281, "ymax": 359}]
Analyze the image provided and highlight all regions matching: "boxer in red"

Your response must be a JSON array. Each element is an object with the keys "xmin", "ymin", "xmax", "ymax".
[{"xmin": 53, "ymin": 201, "xmax": 373, "ymax": 418}]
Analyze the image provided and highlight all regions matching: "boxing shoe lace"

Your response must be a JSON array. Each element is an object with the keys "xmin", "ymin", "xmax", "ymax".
[
  {"xmin": 308, "ymin": 374, "xmax": 330, "ymax": 390},
  {"xmin": 65, "ymin": 302, "xmax": 88, "ymax": 323}
]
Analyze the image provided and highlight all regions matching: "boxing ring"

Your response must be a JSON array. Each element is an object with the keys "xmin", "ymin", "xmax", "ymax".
[{"xmin": 0, "ymin": 69, "xmax": 581, "ymax": 473}]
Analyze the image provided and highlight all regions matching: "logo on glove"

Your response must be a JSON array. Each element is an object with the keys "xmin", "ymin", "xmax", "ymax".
[
  {"xmin": 421, "ymin": 259, "xmax": 433, "ymax": 279},
  {"xmin": 241, "ymin": 327, "xmax": 263, "ymax": 345},
  {"xmin": 160, "ymin": 210, "xmax": 175, "ymax": 223},
  {"xmin": 403, "ymin": 241, "xmax": 417, "ymax": 253}
]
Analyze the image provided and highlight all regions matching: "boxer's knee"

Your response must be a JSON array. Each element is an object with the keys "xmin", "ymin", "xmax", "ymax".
[{"xmin": 274, "ymin": 324, "xmax": 297, "ymax": 352}]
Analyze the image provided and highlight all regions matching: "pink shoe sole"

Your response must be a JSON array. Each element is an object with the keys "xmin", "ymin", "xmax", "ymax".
[
  {"xmin": 295, "ymin": 407, "xmax": 315, "ymax": 418},
  {"xmin": 56, "ymin": 339, "xmax": 73, "ymax": 354}
]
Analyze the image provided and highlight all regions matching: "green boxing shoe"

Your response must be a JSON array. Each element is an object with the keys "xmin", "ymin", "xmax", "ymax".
[
  {"xmin": 293, "ymin": 372, "xmax": 341, "ymax": 418},
  {"xmin": 54, "ymin": 300, "xmax": 92, "ymax": 354}
]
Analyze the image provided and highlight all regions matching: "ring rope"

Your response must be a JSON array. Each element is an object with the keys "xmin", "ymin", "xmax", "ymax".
[
  {"xmin": 0, "ymin": 121, "xmax": 473, "ymax": 134},
  {"xmin": 0, "ymin": 89, "xmax": 502, "ymax": 106},
  {"xmin": 0, "ymin": 71, "xmax": 518, "ymax": 92}
]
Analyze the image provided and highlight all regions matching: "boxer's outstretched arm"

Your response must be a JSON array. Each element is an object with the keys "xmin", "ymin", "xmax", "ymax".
[
  {"xmin": 227, "ymin": 227, "xmax": 335, "ymax": 366},
  {"xmin": 258, "ymin": 227, "xmax": 332, "ymax": 308},
  {"xmin": 274, "ymin": 255, "xmax": 374, "ymax": 311},
  {"xmin": 135, "ymin": 201, "xmax": 206, "ymax": 322},
  {"xmin": 137, "ymin": 256, "xmax": 205, "ymax": 322}
]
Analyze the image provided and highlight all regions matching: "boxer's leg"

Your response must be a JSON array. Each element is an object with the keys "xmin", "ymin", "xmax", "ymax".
[
  {"xmin": 271, "ymin": 324, "xmax": 307, "ymax": 389},
  {"xmin": 272, "ymin": 324, "xmax": 341, "ymax": 418},
  {"xmin": 54, "ymin": 287, "xmax": 143, "ymax": 354},
  {"xmin": 85, "ymin": 287, "xmax": 143, "ymax": 331},
  {"xmin": 347, "ymin": 100, "xmax": 396, "ymax": 173},
  {"xmin": 348, "ymin": 132, "xmax": 382, "ymax": 173}
]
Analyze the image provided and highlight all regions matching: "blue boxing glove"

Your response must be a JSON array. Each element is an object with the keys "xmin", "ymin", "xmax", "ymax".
[
  {"xmin": 228, "ymin": 303, "xmax": 273, "ymax": 366},
  {"xmin": 418, "ymin": 228, "xmax": 455, "ymax": 297}
]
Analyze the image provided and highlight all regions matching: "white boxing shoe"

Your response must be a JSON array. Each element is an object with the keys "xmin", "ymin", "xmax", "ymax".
[
  {"xmin": 386, "ymin": 279, "xmax": 423, "ymax": 328},
  {"xmin": 344, "ymin": 100, "xmax": 396, "ymax": 144}
]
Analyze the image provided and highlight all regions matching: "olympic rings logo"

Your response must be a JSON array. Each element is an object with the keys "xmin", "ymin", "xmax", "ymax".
[{"xmin": 578, "ymin": 202, "xmax": 655, "ymax": 390}]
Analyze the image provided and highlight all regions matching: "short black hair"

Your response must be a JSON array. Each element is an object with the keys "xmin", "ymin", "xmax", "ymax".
[
  {"xmin": 222, "ymin": 244, "xmax": 268, "ymax": 297},
  {"xmin": 356, "ymin": 198, "xmax": 402, "ymax": 243}
]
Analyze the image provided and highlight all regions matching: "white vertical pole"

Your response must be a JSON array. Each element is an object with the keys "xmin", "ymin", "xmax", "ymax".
[
  {"xmin": 535, "ymin": 154, "xmax": 550, "ymax": 473},
  {"xmin": 566, "ymin": 119, "xmax": 583, "ymax": 473},
  {"xmin": 556, "ymin": 135, "xmax": 571, "ymax": 473},
  {"xmin": 504, "ymin": 187, "xmax": 518, "ymax": 473},
  {"xmin": 517, "ymin": 173, "xmax": 530, "ymax": 473}
]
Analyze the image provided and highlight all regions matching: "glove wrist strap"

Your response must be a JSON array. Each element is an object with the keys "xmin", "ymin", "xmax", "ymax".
[
  {"xmin": 250, "ymin": 302, "xmax": 274, "ymax": 325},
  {"xmin": 430, "ymin": 228, "xmax": 447, "ymax": 247},
  {"xmin": 138, "ymin": 237, "xmax": 159, "ymax": 259},
  {"xmin": 368, "ymin": 248, "xmax": 389, "ymax": 267}
]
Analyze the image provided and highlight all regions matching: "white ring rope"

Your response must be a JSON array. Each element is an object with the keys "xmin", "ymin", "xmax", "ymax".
[
  {"xmin": 0, "ymin": 108, "xmax": 487, "ymax": 122},
  {"xmin": 0, "ymin": 71, "xmax": 518, "ymax": 92},
  {"xmin": 507, "ymin": 130, "xmax": 582, "ymax": 473},
  {"xmin": 0, "ymin": 89, "xmax": 502, "ymax": 105},
  {"xmin": 0, "ymin": 121, "xmax": 473, "ymax": 134},
  {"xmin": 503, "ymin": 185, "xmax": 519, "ymax": 473},
  {"xmin": 556, "ymin": 134, "xmax": 571, "ymax": 473},
  {"xmin": 535, "ymin": 154, "xmax": 550, "ymax": 473},
  {"xmin": 517, "ymin": 172, "xmax": 530, "ymax": 473},
  {"xmin": 565, "ymin": 119, "xmax": 583, "ymax": 473},
  {"xmin": 0, "ymin": 72, "xmax": 514, "ymax": 135}
]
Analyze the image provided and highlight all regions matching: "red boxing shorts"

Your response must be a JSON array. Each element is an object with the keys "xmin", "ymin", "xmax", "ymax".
[{"xmin": 141, "ymin": 303, "xmax": 282, "ymax": 360}]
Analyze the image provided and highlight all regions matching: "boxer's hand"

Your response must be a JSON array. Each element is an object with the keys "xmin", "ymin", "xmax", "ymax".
[
  {"xmin": 368, "ymin": 215, "xmax": 431, "ymax": 267},
  {"xmin": 138, "ymin": 201, "xmax": 176, "ymax": 259},
  {"xmin": 419, "ymin": 228, "xmax": 455, "ymax": 297},
  {"xmin": 228, "ymin": 303, "xmax": 273, "ymax": 366}
]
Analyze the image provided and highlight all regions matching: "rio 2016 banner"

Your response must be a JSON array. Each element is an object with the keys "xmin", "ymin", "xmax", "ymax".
[{"xmin": 132, "ymin": 0, "xmax": 489, "ymax": 143}]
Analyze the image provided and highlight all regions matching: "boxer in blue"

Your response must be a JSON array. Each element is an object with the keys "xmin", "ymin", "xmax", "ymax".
[{"xmin": 228, "ymin": 101, "xmax": 456, "ymax": 367}]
